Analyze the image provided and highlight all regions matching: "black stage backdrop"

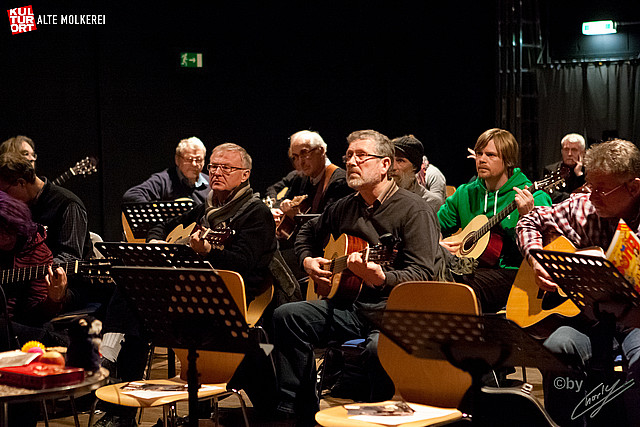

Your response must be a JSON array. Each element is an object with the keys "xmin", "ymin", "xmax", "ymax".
[{"xmin": 1, "ymin": 1, "xmax": 496, "ymax": 240}]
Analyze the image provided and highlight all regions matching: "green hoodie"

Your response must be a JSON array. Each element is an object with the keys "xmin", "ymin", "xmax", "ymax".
[{"xmin": 438, "ymin": 168, "xmax": 552, "ymax": 269}]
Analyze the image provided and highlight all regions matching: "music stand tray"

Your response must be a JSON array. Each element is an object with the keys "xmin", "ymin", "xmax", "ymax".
[
  {"xmin": 122, "ymin": 200, "xmax": 195, "ymax": 241},
  {"xmin": 530, "ymin": 249, "xmax": 640, "ymax": 329},
  {"xmin": 95, "ymin": 242, "xmax": 209, "ymax": 269},
  {"xmin": 110, "ymin": 266, "xmax": 253, "ymax": 427}
]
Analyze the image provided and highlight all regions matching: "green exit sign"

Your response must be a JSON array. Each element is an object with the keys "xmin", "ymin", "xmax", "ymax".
[{"xmin": 180, "ymin": 52, "xmax": 203, "ymax": 68}]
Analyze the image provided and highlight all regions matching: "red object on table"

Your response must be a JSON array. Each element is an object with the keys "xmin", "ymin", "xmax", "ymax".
[{"xmin": 0, "ymin": 363, "xmax": 84, "ymax": 389}]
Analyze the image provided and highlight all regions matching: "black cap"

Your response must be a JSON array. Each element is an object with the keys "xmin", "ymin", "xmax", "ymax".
[{"xmin": 392, "ymin": 135, "xmax": 424, "ymax": 172}]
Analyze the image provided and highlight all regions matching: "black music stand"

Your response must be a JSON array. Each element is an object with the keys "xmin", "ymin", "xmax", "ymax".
[
  {"xmin": 95, "ymin": 242, "xmax": 210, "ymax": 378},
  {"xmin": 122, "ymin": 200, "xmax": 195, "ymax": 241},
  {"xmin": 110, "ymin": 266, "xmax": 254, "ymax": 427},
  {"xmin": 531, "ymin": 249, "xmax": 640, "ymax": 373},
  {"xmin": 95, "ymin": 242, "xmax": 208, "ymax": 269},
  {"xmin": 364, "ymin": 310, "xmax": 569, "ymax": 425}
]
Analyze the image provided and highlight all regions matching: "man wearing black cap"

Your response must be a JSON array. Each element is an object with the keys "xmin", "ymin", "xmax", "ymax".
[{"xmin": 391, "ymin": 135, "xmax": 444, "ymax": 211}]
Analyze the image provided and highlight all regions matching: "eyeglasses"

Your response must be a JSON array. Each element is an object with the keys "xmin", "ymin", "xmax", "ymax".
[
  {"xmin": 585, "ymin": 180, "xmax": 631, "ymax": 198},
  {"xmin": 342, "ymin": 152, "xmax": 388, "ymax": 165},
  {"xmin": 180, "ymin": 155, "xmax": 205, "ymax": 165},
  {"xmin": 290, "ymin": 147, "xmax": 319, "ymax": 162},
  {"xmin": 20, "ymin": 151, "xmax": 37, "ymax": 160},
  {"xmin": 207, "ymin": 163, "xmax": 248, "ymax": 174}
]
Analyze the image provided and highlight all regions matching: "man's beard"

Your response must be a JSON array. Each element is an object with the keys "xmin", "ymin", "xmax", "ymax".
[{"xmin": 391, "ymin": 170, "xmax": 414, "ymax": 189}]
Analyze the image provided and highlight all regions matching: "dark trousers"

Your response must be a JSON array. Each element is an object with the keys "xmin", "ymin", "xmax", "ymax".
[
  {"xmin": 459, "ymin": 267, "xmax": 517, "ymax": 313},
  {"xmin": 272, "ymin": 299, "xmax": 394, "ymax": 417}
]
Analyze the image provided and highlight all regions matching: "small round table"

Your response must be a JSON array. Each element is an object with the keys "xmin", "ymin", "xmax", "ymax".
[{"xmin": 0, "ymin": 367, "xmax": 108, "ymax": 427}]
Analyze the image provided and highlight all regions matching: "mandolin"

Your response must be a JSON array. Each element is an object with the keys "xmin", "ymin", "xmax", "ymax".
[
  {"xmin": 441, "ymin": 170, "xmax": 566, "ymax": 266},
  {"xmin": 306, "ymin": 233, "xmax": 398, "ymax": 304}
]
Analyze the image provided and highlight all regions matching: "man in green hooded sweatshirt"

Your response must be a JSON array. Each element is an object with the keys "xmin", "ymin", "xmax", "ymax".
[{"xmin": 438, "ymin": 128, "xmax": 552, "ymax": 313}]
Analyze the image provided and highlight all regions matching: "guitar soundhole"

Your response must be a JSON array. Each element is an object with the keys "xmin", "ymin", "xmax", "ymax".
[{"xmin": 461, "ymin": 233, "xmax": 476, "ymax": 254}]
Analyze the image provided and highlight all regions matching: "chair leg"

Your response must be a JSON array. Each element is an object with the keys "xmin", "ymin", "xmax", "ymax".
[
  {"xmin": 234, "ymin": 389, "xmax": 250, "ymax": 427},
  {"xmin": 69, "ymin": 396, "xmax": 81, "ymax": 427}
]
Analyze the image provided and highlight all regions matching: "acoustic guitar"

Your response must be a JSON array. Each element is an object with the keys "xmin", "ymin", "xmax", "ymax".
[
  {"xmin": 52, "ymin": 157, "xmax": 98, "ymax": 186},
  {"xmin": 276, "ymin": 194, "xmax": 309, "ymax": 240},
  {"xmin": 306, "ymin": 233, "xmax": 398, "ymax": 304},
  {"xmin": 441, "ymin": 170, "xmax": 566, "ymax": 265},
  {"xmin": 165, "ymin": 222, "xmax": 234, "ymax": 249},
  {"xmin": 505, "ymin": 236, "xmax": 597, "ymax": 338}
]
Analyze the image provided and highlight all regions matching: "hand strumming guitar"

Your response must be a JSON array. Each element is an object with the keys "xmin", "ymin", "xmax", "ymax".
[
  {"xmin": 529, "ymin": 256, "xmax": 560, "ymax": 293},
  {"xmin": 346, "ymin": 251, "xmax": 385, "ymax": 288},
  {"xmin": 279, "ymin": 199, "xmax": 299, "ymax": 216},
  {"xmin": 303, "ymin": 256, "xmax": 333, "ymax": 296},
  {"xmin": 439, "ymin": 239, "xmax": 461, "ymax": 255}
]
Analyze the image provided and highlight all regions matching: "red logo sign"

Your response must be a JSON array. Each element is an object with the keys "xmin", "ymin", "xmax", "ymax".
[{"xmin": 7, "ymin": 5, "xmax": 37, "ymax": 35}]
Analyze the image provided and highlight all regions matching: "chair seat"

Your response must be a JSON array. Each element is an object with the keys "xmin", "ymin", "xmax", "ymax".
[
  {"xmin": 95, "ymin": 379, "xmax": 229, "ymax": 408},
  {"xmin": 315, "ymin": 401, "xmax": 462, "ymax": 427}
]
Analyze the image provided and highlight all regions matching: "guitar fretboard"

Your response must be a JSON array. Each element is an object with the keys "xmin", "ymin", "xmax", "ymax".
[{"xmin": 0, "ymin": 261, "xmax": 81, "ymax": 285}]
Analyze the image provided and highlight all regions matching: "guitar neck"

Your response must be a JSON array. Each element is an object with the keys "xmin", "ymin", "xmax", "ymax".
[
  {"xmin": 477, "ymin": 199, "xmax": 518, "ymax": 237},
  {"xmin": 51, "ymin": 171, "xmax": 71, "ymax": 186},
  {"xmin": 0, "ymin": 260, "xmax": 81, "ymax": 285},
  {"xmin": 325, "ymin": 247, "xmax": 369, "ymax": 275}
]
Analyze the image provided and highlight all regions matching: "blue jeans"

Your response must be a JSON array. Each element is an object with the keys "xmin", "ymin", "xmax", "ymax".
[
  {"xmin": 543, "ymin": 325, "xmax": 640, "ymax": 426},
  {"xmin": 272, "ymin": 299, "xmax": 394, "ymax": 417}
]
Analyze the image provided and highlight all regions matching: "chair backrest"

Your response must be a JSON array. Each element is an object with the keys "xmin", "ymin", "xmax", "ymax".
[
  {"xmin": 174, "ymin": 270, "xmax": 248, "ymax": 384},
  {"xmin": 378, "ymin": 281, "xmax": 479, "ymax": 408}
]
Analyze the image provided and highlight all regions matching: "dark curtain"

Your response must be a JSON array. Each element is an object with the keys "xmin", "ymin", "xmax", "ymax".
[{"xmin": 536, "ymin": 61, "xmax": 640, "ymax": 178}]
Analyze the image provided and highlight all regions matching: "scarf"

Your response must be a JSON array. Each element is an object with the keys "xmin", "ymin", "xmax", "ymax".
[{"xmin": 203, "ymin": 180, "xmax": 253, "ymax": 229}]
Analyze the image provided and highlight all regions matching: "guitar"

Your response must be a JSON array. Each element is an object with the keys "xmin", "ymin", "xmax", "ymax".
[
  {"xmin": 306, "ymin": 233, "xmax": 398, "ymax": 304},
  {"xmin": 441, "ymin": 170, "xmax": 566, "ymax": 265},
  {"xmin": 505, "ymin": 236, "xmax": 588, "ymax": 338},
  {"xmin": 165, "ymin": 222, "xmax": 234, "ymax": 249},
  {"xmin": 51, "ymin": 157, "xmax": 98, "ymax": 186},
  {"xmin": 0, "ymin": 259, "xmax": 111, "ymax": 286},
  {"xmin": 276, "ymin": 194, "xmax": 309, "ymax": 240}
]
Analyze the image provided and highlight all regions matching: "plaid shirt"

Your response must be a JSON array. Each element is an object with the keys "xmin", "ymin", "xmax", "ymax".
[{"xmin": 516, "ymin": 192, "xmax": 640, "ymax": 259}]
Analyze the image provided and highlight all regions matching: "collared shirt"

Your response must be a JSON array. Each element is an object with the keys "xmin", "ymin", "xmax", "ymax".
[
  {"xmin": 177, "ymin": 168, "xmax": 208, "ymax": 190},
  {"xmin": 516, "ymin": 192, "xmax": 640, "ymax": 260}
]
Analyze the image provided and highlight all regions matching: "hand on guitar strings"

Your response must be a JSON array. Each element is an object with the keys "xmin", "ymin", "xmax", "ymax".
[
  {"xmin": 46, "ymin": 266, "xmax": 68, "ymax": 303},
  {"xmin": 303, "ymin": 256, "xmax": 333, "ymax": 296},
  {"xmin": 530, "ymin": 257, "xmax": 560, "ymax": 293},
  {"xmin": 513, "ymin": 186, "xmax": 534, "ymax": 216},
  {"xmin": 346, "ymin": 251, "xmax": 386, "ymax": 288},
  {"xmin": 279, "ymin": 199, "xmax": 298, "ymax": 216},
  {"xmin": 439, "ymin": 239, "xmax": 460, "ymax": 255},
  {"xmin": 189, "ymin": 228, "xmax": 212, "ymax": 256}
]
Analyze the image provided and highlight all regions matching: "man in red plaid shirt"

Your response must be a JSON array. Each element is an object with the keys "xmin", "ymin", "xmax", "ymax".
[{"xmin": 516, "ymin": 139, "xmax": 640, "ymax": 426}]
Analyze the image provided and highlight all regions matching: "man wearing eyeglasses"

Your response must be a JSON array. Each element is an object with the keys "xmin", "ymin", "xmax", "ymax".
[
  {"xmin": 122, "ymin": 136, "xmax": 209, "ymax": 204},
  {"xmin": 271, "ymin": 129, "xmax": 445, "ymax": 423},
  {"xmin": 274, "ymin": 130, "xmax": 352, "ymax": 230},
  {"xmin": 517, "ymin": 139, "xmax": 640, "ymax": 426}
]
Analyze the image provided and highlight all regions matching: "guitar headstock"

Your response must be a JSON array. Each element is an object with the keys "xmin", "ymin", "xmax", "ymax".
[
  {"xmin": 369, "ymin": 234, "xmax": 400, "ymax": 266},
  {"xmin": 198, "ymin": 226, "xmax": 235, "ymax": 250},
  {"xmin": 71, "ymin": 156, "xmax": 98, "ymax": 177},
  {"xmin": 79, "ymin": 258, "xmax": 113, "ymax": 280},
  {"xmin": 531, "ymin": 169, "xmax": 567, "ymax": 194}
]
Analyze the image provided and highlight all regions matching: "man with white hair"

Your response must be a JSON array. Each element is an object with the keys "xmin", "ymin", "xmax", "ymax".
[
  {"xmin": 122, "ymin": 136, "xmax": 209, "ymax": 203},
  {"xmin": 543, "ymin": 133, "xmax": 586, "ymax": 203}
]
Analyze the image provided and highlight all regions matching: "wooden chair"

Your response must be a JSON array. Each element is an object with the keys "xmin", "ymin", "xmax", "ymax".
[
  {"xmin": 95, "ymin": 270, "xmax": 273, "ymax": 427},
  {"xmin": 315, "ymin": 281, "xmax": 480, "ymax": 426},
  {"xmin": 446, "ymin": 185, "xmax": 457, "ymax": 198}
]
